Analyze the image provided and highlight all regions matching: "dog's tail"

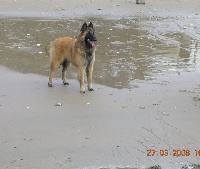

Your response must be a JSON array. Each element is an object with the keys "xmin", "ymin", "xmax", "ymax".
[{"xmin": 46, "ymin": 41, "xmax": 53, "ymax": 56}]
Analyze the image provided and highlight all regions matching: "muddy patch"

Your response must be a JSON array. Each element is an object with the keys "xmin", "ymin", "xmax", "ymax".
[{"xmin": 0, "ymin": 16, "xmax": 200, "ymax": 89}]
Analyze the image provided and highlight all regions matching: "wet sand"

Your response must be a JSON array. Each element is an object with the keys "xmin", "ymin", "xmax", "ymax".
[
  {"xmin": 1, "ymin": 67, "xmax": 200, "ymax": 169},
  {"xmin": 0, "ymin": 0, "xmax": 200, "ymax": 169}
]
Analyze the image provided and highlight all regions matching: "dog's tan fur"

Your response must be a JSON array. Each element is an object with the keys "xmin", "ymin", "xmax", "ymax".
[{"xmin": 46, "ymin": 23, "xmax": 96, "ymax": 93}]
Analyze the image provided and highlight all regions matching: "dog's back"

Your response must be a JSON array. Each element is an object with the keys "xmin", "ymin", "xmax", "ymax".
[{"xmin": 47, "ymin": 37, "xmax": 77, "ymax": 64}]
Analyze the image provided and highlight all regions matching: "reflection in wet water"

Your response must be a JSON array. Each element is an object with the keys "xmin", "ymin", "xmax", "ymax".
[{"xmin": 0, "ymin": 17, "xmax": 199, "ymax": 89}]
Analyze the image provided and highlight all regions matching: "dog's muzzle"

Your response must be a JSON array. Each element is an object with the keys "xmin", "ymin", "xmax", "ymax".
[{"xmin": 87, "ymin": 39, "xmax": 96, "ymax": 48}]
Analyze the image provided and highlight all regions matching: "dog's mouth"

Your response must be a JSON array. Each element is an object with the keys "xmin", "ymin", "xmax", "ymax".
[{"xmin": 87, "ymin": 39, "xmax": 96, "ymax": 48}]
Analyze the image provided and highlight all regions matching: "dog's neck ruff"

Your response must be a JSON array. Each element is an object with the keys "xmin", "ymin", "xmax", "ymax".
[
  {"xmin": 86, "ymin": 48, "xmax": 94, "ymax": 66},
  {"xmin": 86, "ymin": 50, "xmax": 92, "ymax": 60}
]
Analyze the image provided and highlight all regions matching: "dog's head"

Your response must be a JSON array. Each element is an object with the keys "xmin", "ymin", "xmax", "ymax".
[{"xmin": 80, "ymin": 22, "xmax": 97, "ymax": 48}]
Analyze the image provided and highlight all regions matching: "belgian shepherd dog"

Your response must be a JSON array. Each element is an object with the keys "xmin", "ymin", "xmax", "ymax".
[{"xmin": 46, "ymin": 22, "xmax": 97, "ymax": 93}]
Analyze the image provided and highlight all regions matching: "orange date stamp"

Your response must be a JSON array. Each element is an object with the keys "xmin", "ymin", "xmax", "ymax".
[{"xmin": 147, "ymin": 149, "xmax": 200, "ymax": 157}]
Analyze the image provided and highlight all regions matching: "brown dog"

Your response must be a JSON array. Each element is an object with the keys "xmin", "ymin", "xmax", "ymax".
[{"xmin": 46, "ymin": 22, "xmax": 97, "ymax": 93}]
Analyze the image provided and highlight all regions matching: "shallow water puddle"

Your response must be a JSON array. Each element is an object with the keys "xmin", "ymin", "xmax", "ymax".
[{"xmin": 0, "ymin": 17, "xmax": 199, "ymax": 89}]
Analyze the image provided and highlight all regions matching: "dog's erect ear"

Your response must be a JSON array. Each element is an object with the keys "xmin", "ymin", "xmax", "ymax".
[
  {"xmin": 81, "ymin": 22, "xmax": 88, "ymax": 32},
  {"xmin": 88, "ymin": 22, "xmax": 94, "ymax": 28}
]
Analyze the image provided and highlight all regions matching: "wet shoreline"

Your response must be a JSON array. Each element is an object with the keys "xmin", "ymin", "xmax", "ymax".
[{"xmin": 0, "ymin": 16, "xmax": 200, "ymax": 89}]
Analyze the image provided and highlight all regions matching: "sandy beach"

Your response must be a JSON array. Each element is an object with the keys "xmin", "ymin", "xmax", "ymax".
[
  {"xmin": 0, "ymin": 0, "xmax": 200, "ymax": 18},
  {"xmin": 0, "ymin": 0, "xmax": 200, "ymax": 169}
]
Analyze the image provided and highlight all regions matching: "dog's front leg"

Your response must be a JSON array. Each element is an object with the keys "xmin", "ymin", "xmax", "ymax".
[
  {"xmin": 78, "ymin": 67, "xmax": 86, "ymax": 93},
  {"xmin": 86, "ymin": 64, "xmax": 94, "ymax": 91}
]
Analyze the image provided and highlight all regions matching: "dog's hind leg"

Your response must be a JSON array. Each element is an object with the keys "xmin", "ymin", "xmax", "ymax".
[
  {"xmin": 48, "ymin": 60, "xmax": 60, "ymax": 87},
  {"xmin": 62, "ymin": 59, "xmax": 70, "ymax": 85}
]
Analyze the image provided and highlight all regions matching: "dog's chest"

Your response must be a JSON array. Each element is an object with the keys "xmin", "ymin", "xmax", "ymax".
[{"xmin": 80, "ymin": 51, "xmax": 93, "ymax": 66}]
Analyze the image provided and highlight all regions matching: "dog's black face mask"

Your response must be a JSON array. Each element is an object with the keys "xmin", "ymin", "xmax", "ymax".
[
  {"xmin": 85, "ymin": 31, "xmax": 97, "ymax": 48},
  {"xmin": 84, "ymin": 22, "xmax": 97, "ymax": 48}
]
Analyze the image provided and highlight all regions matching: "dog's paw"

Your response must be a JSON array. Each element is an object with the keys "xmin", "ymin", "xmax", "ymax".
[
  {"xmin": 88, "ymin": 88, "xmax": 94, "ymax": 91},
  {"xmin": 80, "ymin": 91, "xmax": 86, "ymax": 94},
  {"xmin": 48, "ymin": 83, "xmax": 53, "ymax": 87},
  {"xmin": 63, "ymin": 82, "xmax": 69, "ymax": 85}
]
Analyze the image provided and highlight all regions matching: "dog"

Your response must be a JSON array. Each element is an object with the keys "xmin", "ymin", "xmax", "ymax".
[{"xmin": 46, "ymin": 22, "xmax": 97, "ymax": 93}]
